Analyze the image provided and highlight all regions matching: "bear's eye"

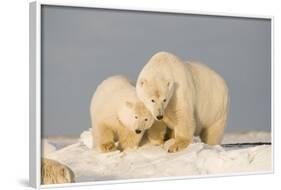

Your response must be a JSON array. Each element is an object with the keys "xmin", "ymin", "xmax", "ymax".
[
  {"xmin": 144, "ymin": 118, "xmax": 148, "ymax": 121},
  {"xmin": 135, "ymin": 116, "xmax": 138, "ymax": 119},
  {"xmin": 163, "ymin": 99, "xmax": 167, "ymax": 102},
  {"xmin": 151, "ymin": 99, "xmax": 155, "ymax": 103}
]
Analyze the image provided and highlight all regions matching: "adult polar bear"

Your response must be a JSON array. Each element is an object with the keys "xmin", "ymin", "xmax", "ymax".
[{"xmin": 136, "ymin": 52, "xmax": 229, "ymax": 153}]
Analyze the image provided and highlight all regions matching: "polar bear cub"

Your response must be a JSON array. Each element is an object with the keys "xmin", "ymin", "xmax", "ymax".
[
  {"xmin": 90, "ymin": 75, "xmax": 154, "ymax": 152},
  {"xmin": 136, "ymin": 52, "xmax": 229, "ymax": 153}
]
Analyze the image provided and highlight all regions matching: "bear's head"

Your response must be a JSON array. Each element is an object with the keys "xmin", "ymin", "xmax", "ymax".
[
  {"xmin": 136, "ymin": 76, "xmax": 175, "ymax": 121},
  {"xmin": 118, "ymin": 100, "xmax": 154, "ymax": 135}
]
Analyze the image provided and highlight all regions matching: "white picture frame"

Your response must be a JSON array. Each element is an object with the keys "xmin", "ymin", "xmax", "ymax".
[{"xmin": 29, "ymin": 1, "xmax": 274, "ymax": 188}]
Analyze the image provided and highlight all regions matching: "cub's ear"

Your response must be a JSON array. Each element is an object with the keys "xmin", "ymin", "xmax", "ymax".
[
  {"xmin": 126, "ymin": 101, "xmax": 133, "ymax": 108},
  {"xmin": 139, "ymin": 78, "xmax": 147, "ymax": 87}
]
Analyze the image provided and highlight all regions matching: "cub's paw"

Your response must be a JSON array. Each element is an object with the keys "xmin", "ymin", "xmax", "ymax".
[
  {"xmin": 168, "ymin": 140, "xmax": 190, "ymax": 153},
  {"xmin": 149, "ymin": 139, "xmax": 164, "ymax": 146},
  {"xmin": 100, "ymin": 142, "xmax": 116, "ymax": 152}
]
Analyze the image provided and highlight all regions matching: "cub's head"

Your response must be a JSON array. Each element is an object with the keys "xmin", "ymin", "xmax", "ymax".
[
  {"xmin": 118, "ymin": 100, "xmax": 154, "ymax": 135},
  {"xmin": 136, "ymin": 77, "xmax": 175, "ymax": 121}
]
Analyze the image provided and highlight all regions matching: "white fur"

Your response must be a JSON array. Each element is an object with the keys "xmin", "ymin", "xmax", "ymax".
[
  {"xmin": 188, "ymin": 61, "xmax": 229, "ymax": 139},
  {"xmin": 136, "ymin": 52, "xmax": 229, "ymax": 152},
  {"xmin": 90, "ymin": 75, "xmax": 154, "ymax": 152},
  {"xmin": 41, "ymin": 158, "xmax": 75, "ymax": 184}
]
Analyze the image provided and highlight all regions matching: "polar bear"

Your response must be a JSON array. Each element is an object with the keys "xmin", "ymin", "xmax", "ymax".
[
  {"xmin": 90, "ymin": 75, "xmax": 155, "ymax": 152},
  {"xmin": 41, "ymin": 158, "xmax": 75, "ymax": 184},
  {"xmin": 136, "ymin": 52, "xmax": 229, "ymax": 153}
]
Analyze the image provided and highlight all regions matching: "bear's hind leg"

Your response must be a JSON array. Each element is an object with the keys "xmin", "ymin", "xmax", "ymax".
[{"xmin": 200, "ymin": 114, "xmax": 227, "ymax": 145}]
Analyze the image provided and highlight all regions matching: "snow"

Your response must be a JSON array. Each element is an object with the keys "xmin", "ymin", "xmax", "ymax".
[
  {"xmin": 44, "ymin": 130, "xmax": 272, "ymax": 183},
  {"xmin": 44, "ymin": 137, "xmax": 78, "ymax": 149},
  {"xmin": 222, "ymin": 131, "xmax": 271, "ymax": 144},
  {"xmin": 79, "ymin": 129, "xmax": 94, "ymax": 149},
  {"xmin": 42, "ymin": 139, "xmax": 57, "ymax": 157}
]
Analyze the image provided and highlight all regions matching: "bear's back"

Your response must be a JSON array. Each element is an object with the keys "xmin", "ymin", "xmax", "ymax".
[
  {"xmin": 140, "ymin": 51, "xmax": 186, "ymax": 77},
  {"xmin": 41, "ymin": 158, "xmax": 75, "ymax": 184},
  {"xmin": 188, "ymin": 62, "xmax": 229, "ymax": 126},
  {"xmin": 90, "ymin": 75, "xmax": 135, "ymax": 121},
  {"xmin": 96, "ymin": 75, "xmax": 132, "ymax": 95}
]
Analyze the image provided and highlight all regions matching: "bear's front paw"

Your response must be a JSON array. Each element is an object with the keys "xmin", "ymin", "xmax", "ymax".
[
  {"xmin": 168, "ymin": 140, "xmax": 190, "ymax": 153},
  {"xmin": 149, "ymin": 139, "xmax": 164, "ymax": 146},
  {"xmin": 100, "ymin": 142, "xmax": 116, "ymax": 152}
]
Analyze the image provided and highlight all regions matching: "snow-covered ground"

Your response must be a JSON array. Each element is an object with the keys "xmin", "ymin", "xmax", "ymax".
[{"xmin": 43, "ymin": 130, "xmax": 272, "ymax": 183}]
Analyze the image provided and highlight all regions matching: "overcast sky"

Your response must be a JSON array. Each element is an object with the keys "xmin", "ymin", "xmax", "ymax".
[{"xmin": 41, "ymin": 5, "xmax": 271, "ymax": 137}]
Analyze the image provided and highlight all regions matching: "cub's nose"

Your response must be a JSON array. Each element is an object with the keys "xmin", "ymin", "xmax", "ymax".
[
  {"xmin": 156, "ymin": 115, "xmax": 163, "ymax": 120},
  {"xmin": 135, "ymin": 129, "xmax": 142, "ymax": 134}
]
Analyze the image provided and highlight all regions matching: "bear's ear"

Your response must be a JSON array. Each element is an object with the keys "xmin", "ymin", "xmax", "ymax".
[
  {"xmin": 167, "ymin": 81, "xmax": 175, "ymax": 93},
  {"xmin": 126, "ymin": 101, "xmax": 133, "ymax": 108},
  {"xmin": 139, "ymin": 78, "xmax": 147, "ymax": 87},
  {"xmin": 167, "ymin": 81, "xmax": 174, "ymax": 88}
]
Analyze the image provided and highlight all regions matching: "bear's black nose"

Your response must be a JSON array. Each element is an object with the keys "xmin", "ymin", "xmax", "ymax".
[
  {"xmin": 135, "ymin": 129, "xmax": 142, "ymax": 134},
  {"xmin": 156, "ymin": 115, "xmax": 163, "ymax": 120}
]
